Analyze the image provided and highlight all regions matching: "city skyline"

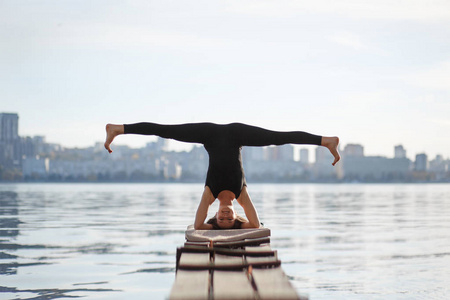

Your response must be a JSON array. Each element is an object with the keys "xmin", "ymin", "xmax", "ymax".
[
  {"xmin": 1, "ymin": 1, "xmax": 450, "ymax": 159},
  {"xmin": 2, "ymin": 112, "xmax": 449, "ymax": 182},
  {"xmin": 1, "ymin": 111, "xmax": 447, "ymax": 163}
]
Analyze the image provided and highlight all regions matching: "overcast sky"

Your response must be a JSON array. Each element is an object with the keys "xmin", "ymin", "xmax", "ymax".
[{"xmin": 1, "ymin": 0, "xmax": 450, "ymax": 159}]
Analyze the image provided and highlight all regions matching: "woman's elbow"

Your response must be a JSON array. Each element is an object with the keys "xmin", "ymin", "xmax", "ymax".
[
  {"xmin": 243, "ymin": 221, "xmax": 260, "ymax": 229},
  {"xmin": 194, "ymin": 223, "xmax": 212, "ymax": 230},
  {"xmin": 250, "ymin": 222, "xmax": 260, "ymax": 228}
]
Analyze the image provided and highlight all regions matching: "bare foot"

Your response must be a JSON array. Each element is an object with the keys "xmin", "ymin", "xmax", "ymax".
[
  {"xmin": 104, "ymin": 124, "xmax": 124, "ymax": 153},
  {"xmin": 322, "ymin": 136, "xmax": 341, "ymax": 166}
]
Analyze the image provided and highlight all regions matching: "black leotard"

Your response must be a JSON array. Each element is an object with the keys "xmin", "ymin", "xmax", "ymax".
[{"xmin": 123, "ymin": 122, "xmax": 322, "ymax": 199}]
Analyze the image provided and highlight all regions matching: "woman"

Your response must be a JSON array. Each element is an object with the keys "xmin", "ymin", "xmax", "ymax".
[{"xmin": 104, "ymin": 122, "xmax": 340, "ymax": 230}]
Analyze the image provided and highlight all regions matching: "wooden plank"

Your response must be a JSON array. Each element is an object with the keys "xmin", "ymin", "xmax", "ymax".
[
  {"xmin": 244, "ymin": 244, "xmax": 272, "ymax": 252},
  {"xmin": 169, "ymin": 270, "xmax": 210, "ymax": 300},
  {"xmin": 246, "ymin": 255, "xmax": 279, "ymax": 264},
  {"xmin": 252, "ymin": 268, "xmax": 299, "ymax": 300},
  {"xmin": 213, "ymin": 270, "xmax": 255, "ymax": 300},
  {"xmin": 184, "ymin": 241, "xmax": 210, "ymax": 247},
  {"xmin": 214, "ymin": 236, "xmax": 270, "ymax": 248},
  {"xmin": 178, "ymin": 252, "xmax": 210, "ymax": 268},
  {"xmin": 214, "ymin": 254, "xmax": 244, "ymax": 267},
  {"xmin": 179, "ymin": 246, "xmax": 276, "ymax": 258}
]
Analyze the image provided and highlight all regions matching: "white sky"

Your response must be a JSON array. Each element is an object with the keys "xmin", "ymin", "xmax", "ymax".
[{"xmin": 1, "ymin": 0, "xmax": 450, "ymax": 159}]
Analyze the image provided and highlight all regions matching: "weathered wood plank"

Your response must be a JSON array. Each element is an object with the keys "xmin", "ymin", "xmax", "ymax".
[
  {"xmin": 184, "ymin": 241, "xmax": 210, "ymax": 247},
  {"xmin": 178, "ymin": 252, "xmax": 210, "ymax": 268},
  {"xmin": 169, "ymin": 270, "xmax": 210, "ymax": 300},
  {"xmin": 178, "ymin": 246, "xmax": 276, "ymax": 258},
  {"xmin": 214, "ymin": 254, "xmax": 244, "ymax": 267},
  {"xmin": 213, "ymin": 270, "xmax": 255, "ymax": 300},
  {"xmin": 252, "ymin": 268, "xmax": 299, "ymax": 300},
  {"xmin": 246, "ymin": 255, "xmax": 279, "ymax": 264},
  {"xmin": 244, "ymin": 244, "xmax": 272, "ymax": 252},
  {"xmin": 214, "ymin": 236, "xmax": 270, "ymax": 248}
]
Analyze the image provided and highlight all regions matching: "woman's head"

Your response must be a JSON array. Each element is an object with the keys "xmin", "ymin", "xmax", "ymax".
[
  {"xmin": 215, "ymin": 205, "xmax": 236, "ymax": 229},
  {"xmin": 209, "ymin": 191, "xmax": 246, "ymax": 229},
  {"xmin": 207, "ymin": 210, "xmax": 248, "ymax": 230}
]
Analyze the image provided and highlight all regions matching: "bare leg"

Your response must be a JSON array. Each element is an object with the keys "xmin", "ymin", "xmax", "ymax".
[
  {"xmin": 104, "ymin": 124, "xmax": 124, "ymax": 153},
  {"xmin": 321, "ymin": 136, "xmax": 340, "ymax": 166}
]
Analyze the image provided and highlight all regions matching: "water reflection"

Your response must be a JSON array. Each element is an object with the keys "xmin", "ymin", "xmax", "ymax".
[
  {"xmin": 0, "ymin": 191, "xmax": 20, "ymax": 275},
  {"xmin": 257, "ymin": 184, "xmax": 450, "ymax": 300},
  {"xmin": 0, "ymin": 184, "xmax": 183, "ymax": 300},
  {"xmin": 0, "ymin": 183, "xmax": 449, "ymax": 299}
]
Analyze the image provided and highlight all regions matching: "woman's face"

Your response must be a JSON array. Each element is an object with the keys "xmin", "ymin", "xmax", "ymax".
[{"xmin": 216, "ymin": 206, "xmax": 236, "ymax": 229}]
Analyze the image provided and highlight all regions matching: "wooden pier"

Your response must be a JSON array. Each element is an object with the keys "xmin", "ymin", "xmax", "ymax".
[{"xmin": 169, "ymin": 226, "xmax": 307, "ymax": 300}]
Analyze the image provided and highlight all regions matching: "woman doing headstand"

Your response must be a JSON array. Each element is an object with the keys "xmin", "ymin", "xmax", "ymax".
[{"xmin": 104, "ymin": 122, "xmax": 340, "ymax": 230}]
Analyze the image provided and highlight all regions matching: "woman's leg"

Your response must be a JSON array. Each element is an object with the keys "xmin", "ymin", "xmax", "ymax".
[
  {"xmin": 105, "ymin": 122, "xmax": 217, "ymax": 153},
  {"xmin": 123, "ymin": 122, "xmax": 215, "ymax": 143},
  {"xmin": 231, "ymin": 123, "xmax": 340, "ymax": 166}
]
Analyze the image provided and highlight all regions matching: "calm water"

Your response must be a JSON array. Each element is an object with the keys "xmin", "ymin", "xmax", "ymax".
[{"xmin": 0, "ymin": 183, "xmax": 449, "ymax": 300}]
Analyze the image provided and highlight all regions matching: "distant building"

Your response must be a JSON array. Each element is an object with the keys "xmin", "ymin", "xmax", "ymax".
[
  {"xmin": 394, "ymin": 145, "xmax": 407, "ymax": 159},
  {"xmin": 316, "ymin": 146, "xmax": 332, "ymax": 163},
  {"xmin": 156, "ymin": 137, "xmax": 169, "ymax": 152},
  {"xmin": 242, "ymin": 146, "xmax": 264, "ymax": 161},
  {"xmin": 0, "ymin": 113, "xmax": 19, "ymax": 141},
  {"xmin": 415, "ymin": 154, "xmax": 428, "ymax": 172},
  {"xmin": 343, "ymin": 156, "xmax": 411, "ymax": 181},
  {"xmin": 299, "ymin": 148, "xmax": 309, "ymax": 164},
  {"xmin": 340, "ymin": 143, "xmax": 411, "ymax": 181},
  {"xmin": 429, "ymin": 155, "xmax": 449, "ymax": 180},
  {"xmin": 429, "ymin": 155, "xmax": 447, "ymax": 173},
  {"xmin": 161, "ymin": 157, "xmax": 182, "ymax": 179},
  {"xmin": 314, "ymin": 146, "xmax": 337, "ymax": 179},
  {"xmin": 0, "ymin": 113, "xmax": 21, "ymax": 169},
  {"xmin": 343, "ymin": 144, "xmax": 364, "ymax": 157},
  {"xmin": 23, "ymin": 156, "xmax": 49, "ymax": 178},
  {"xmin": 264, "ymin": 145, "xmax": 294, "ymax": 162}
]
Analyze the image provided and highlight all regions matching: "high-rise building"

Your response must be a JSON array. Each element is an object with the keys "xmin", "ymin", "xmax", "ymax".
[
  {"xmin": 0, "ymin": 113, "xmax": 19, "ymax": 141},
  {"xmin": 0, "ymin": 113, "xmax": 21, "ymax": 169}
]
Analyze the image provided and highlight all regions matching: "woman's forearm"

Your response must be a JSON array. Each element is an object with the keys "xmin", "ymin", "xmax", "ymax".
[
  {"xmin": 194, "ymin": 187, "xmax": 215, "ymax": 230},
  {"xmin": 236, "ymin": 187, "xmax": 260, "ymax": 228}
]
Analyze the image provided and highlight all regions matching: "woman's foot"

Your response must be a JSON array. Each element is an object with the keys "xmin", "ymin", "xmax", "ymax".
[
  {"xmin": 104, "ymin": 124, "xmax": 124, "ymax": 153},
  {"xmin": 322, "ymin": 136, "xmax": 341, "ymax": 166}
]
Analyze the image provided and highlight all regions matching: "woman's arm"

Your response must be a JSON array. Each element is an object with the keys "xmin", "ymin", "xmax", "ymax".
[
  {"xmin": 194, "ymin": 187, "xmax": 215, "ymax": 230},
  {"xmin": 236, "ymin": 187, "xmax": 260, "ymax": 229}
]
